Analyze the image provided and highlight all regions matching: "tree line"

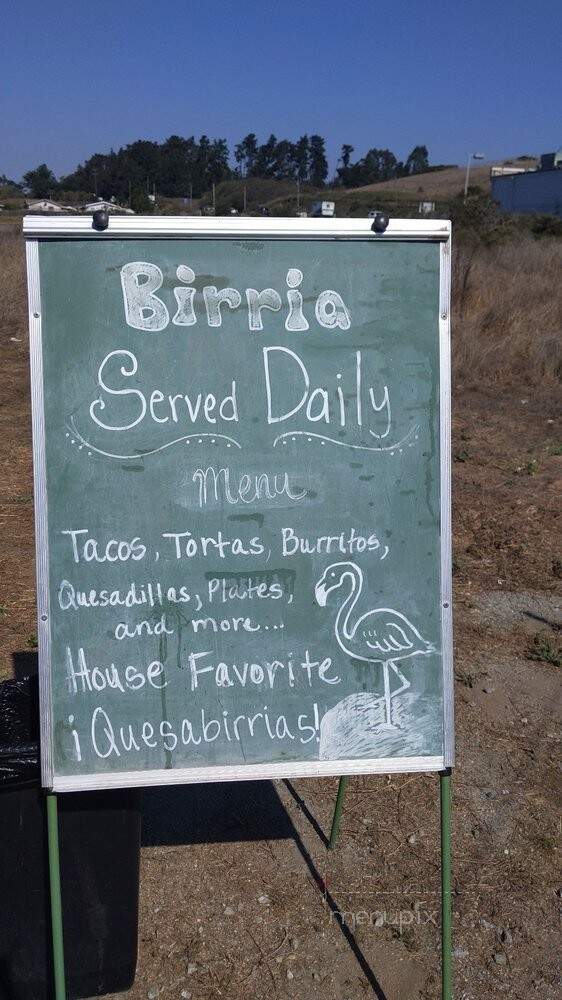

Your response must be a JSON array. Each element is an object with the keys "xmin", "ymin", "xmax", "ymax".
[{"xmin": 12, "ymin": 134, "xmax": 442, "ymax": 205}]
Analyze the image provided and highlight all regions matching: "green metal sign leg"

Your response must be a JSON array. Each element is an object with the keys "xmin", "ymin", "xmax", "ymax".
[
  {"xmin": 328, "ymin": 776, "xmax": 348, "ymax": 849},
  {"xmin": 46, "ymin": 793, "xmax": 66, "ymax": 1000},
  {"xmin": 440, "ymin": 769, "xmax": 453, "ymax": 1000}
]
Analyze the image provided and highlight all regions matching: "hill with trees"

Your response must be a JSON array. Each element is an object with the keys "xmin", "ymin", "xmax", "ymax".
[{"xmin": 15, "ymin": 133, "xmax": 443, "ymax": 205}]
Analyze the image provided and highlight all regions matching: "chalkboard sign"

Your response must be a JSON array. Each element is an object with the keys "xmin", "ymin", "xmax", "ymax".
[{"xmin": 24, "ymin": 217, "xmax": 453, "ymax": 792}]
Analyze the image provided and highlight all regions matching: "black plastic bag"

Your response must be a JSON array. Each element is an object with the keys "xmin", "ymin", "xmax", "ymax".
[{"xmin": 0, "ymin": 677, "xmax": 141, "ymax": 999}]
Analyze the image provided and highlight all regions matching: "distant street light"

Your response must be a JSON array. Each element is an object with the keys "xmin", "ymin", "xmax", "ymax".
[{"xmin": 464, "ymin": 153, "xmax": 485, "ymax": 202}]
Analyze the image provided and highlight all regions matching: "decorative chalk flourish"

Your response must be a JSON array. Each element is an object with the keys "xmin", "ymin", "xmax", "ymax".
[
  {"xmin": 67, "ymin": 417, "xmax": 241, "ymax": 460},
  {"xmin": 273, "ymin": 425, "xmax": 419, "ymax": 453}
]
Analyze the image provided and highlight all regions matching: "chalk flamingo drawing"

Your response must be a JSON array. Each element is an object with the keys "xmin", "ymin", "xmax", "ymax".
[{"xmin": 315, "ymin": 561, "xmax": 434, "ymax": 729}]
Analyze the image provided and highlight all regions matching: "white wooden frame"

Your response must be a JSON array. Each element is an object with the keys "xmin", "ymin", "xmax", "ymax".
[{"xmin": 25, "ymin": 216, "xmax": 453, "ymax": 792}]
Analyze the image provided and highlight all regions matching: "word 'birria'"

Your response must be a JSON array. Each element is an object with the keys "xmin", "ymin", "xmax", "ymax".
[{"xmin": 120, "ymin": 262, "xmax": 351, "ymax": 332}]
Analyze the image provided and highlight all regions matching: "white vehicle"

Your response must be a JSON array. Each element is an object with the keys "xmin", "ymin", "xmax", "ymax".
[
  {"xmin": 490, "ymin": 166, "xmax": 527, "ymax": 177},
  {"xmin": 82, "ymin": 199, "xmax": 134, "ymax": 216},
  {"xmin": 310, "ymin": 200, "xmax": 335, "ymax": 218}
]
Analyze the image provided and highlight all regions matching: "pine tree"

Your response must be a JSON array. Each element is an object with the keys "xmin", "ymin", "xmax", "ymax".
[{"xmin": 309, "ymin": 135, "xmax": 328, "ymax": 187}]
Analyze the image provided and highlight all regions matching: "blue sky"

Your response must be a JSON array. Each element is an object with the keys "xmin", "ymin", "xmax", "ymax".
[{"xmin": 1, "ymin": 0, "xmax": 559, "ymax": 181}]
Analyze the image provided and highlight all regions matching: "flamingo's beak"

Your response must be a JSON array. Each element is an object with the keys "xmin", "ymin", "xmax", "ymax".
[{"xmin": 315, "ymin": 581, "xmax": 328, "ymax": 606}]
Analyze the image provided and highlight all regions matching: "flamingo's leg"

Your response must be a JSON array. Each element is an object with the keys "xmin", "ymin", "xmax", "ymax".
[
  {"xmin": 378, "ymin": 661, "xmax": 397, "ymax": 730},
  {"xmin": 389, "ymin": 661, "xmax": 410, "ymax": 698}
]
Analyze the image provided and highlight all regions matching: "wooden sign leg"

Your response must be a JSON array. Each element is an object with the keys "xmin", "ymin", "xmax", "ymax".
[
  {"xmin": 328, "ymin": 776, "xmax": 348, "ymax": 849},
  {"xmin": 46, "ymin": 793, "xmax": 67, "ymax": 999},
  {"xmin": 440, "ymin": 769, "xmax": 453, "ymax": 1000}
]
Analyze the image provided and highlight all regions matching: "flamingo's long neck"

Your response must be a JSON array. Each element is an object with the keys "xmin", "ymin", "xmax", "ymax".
[{"xmin": 335, "ymin": 571, "xmax": 361, "ymax": 644}]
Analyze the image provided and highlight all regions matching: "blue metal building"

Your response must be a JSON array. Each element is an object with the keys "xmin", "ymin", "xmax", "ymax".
[{"xmin": 491, "ymin": 161, "xmax": 562, "ymax": 218}]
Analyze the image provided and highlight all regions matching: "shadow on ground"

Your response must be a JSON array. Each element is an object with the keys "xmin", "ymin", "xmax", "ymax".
[{"xmin": 142, "ymin": 780, "xmax": 388, "ymax": 999}]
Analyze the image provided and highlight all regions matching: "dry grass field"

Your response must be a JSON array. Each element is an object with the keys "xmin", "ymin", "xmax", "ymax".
[
  {"xmin": 0, "ymin": 220, "xmax": 560, "ymax": 1000},
  {"xmin": 452, "ymin": 236, "xmax": 562, "ymax": 388},
  {"xmin": 354, "ymin": 159, "xmax": 538, "ymax": 199}
]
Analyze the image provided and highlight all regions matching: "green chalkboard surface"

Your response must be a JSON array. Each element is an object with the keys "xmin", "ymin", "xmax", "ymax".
[{"xmin": 26, "ymin": 219, "xmax": 453, "ymax": 791}]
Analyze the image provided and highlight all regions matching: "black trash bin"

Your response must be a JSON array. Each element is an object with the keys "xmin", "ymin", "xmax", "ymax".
[{"xmin": 0, "ymin": 677, "xmax": 141, "ymax": 1000}]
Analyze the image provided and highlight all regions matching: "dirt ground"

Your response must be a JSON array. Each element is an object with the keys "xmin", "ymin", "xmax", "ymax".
[{"xmin": 0, "ymin": 241, "xmax": 560, "ymax": 999}]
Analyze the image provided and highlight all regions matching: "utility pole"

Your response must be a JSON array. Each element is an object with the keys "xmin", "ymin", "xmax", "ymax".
[
  {"xmin": 296, "ymin": 178, "xmax": 301, "ymax": 213},
  {"xmin": 212, "ymin": 182, "xmax": 216, "ymax": 214},
  {"xmin": 464, "ymin": 153, "xmax": 485, "ymax": 202},
  {"xmin": 128, "ymin": 179, "xmax": 131, "ymax": 207},
  {"xmin": 243, "ymin": 184, "xmax": 247, "ymax": 213}
]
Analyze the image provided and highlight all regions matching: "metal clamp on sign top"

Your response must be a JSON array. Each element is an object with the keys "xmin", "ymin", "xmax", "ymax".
[
  {"xmin": 371, "ymin": 212, "xmax": 390, "ymax": 234},
  {"xmin": 92, "ymin": 209, "xmax": 109, "ymax": 232}
]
